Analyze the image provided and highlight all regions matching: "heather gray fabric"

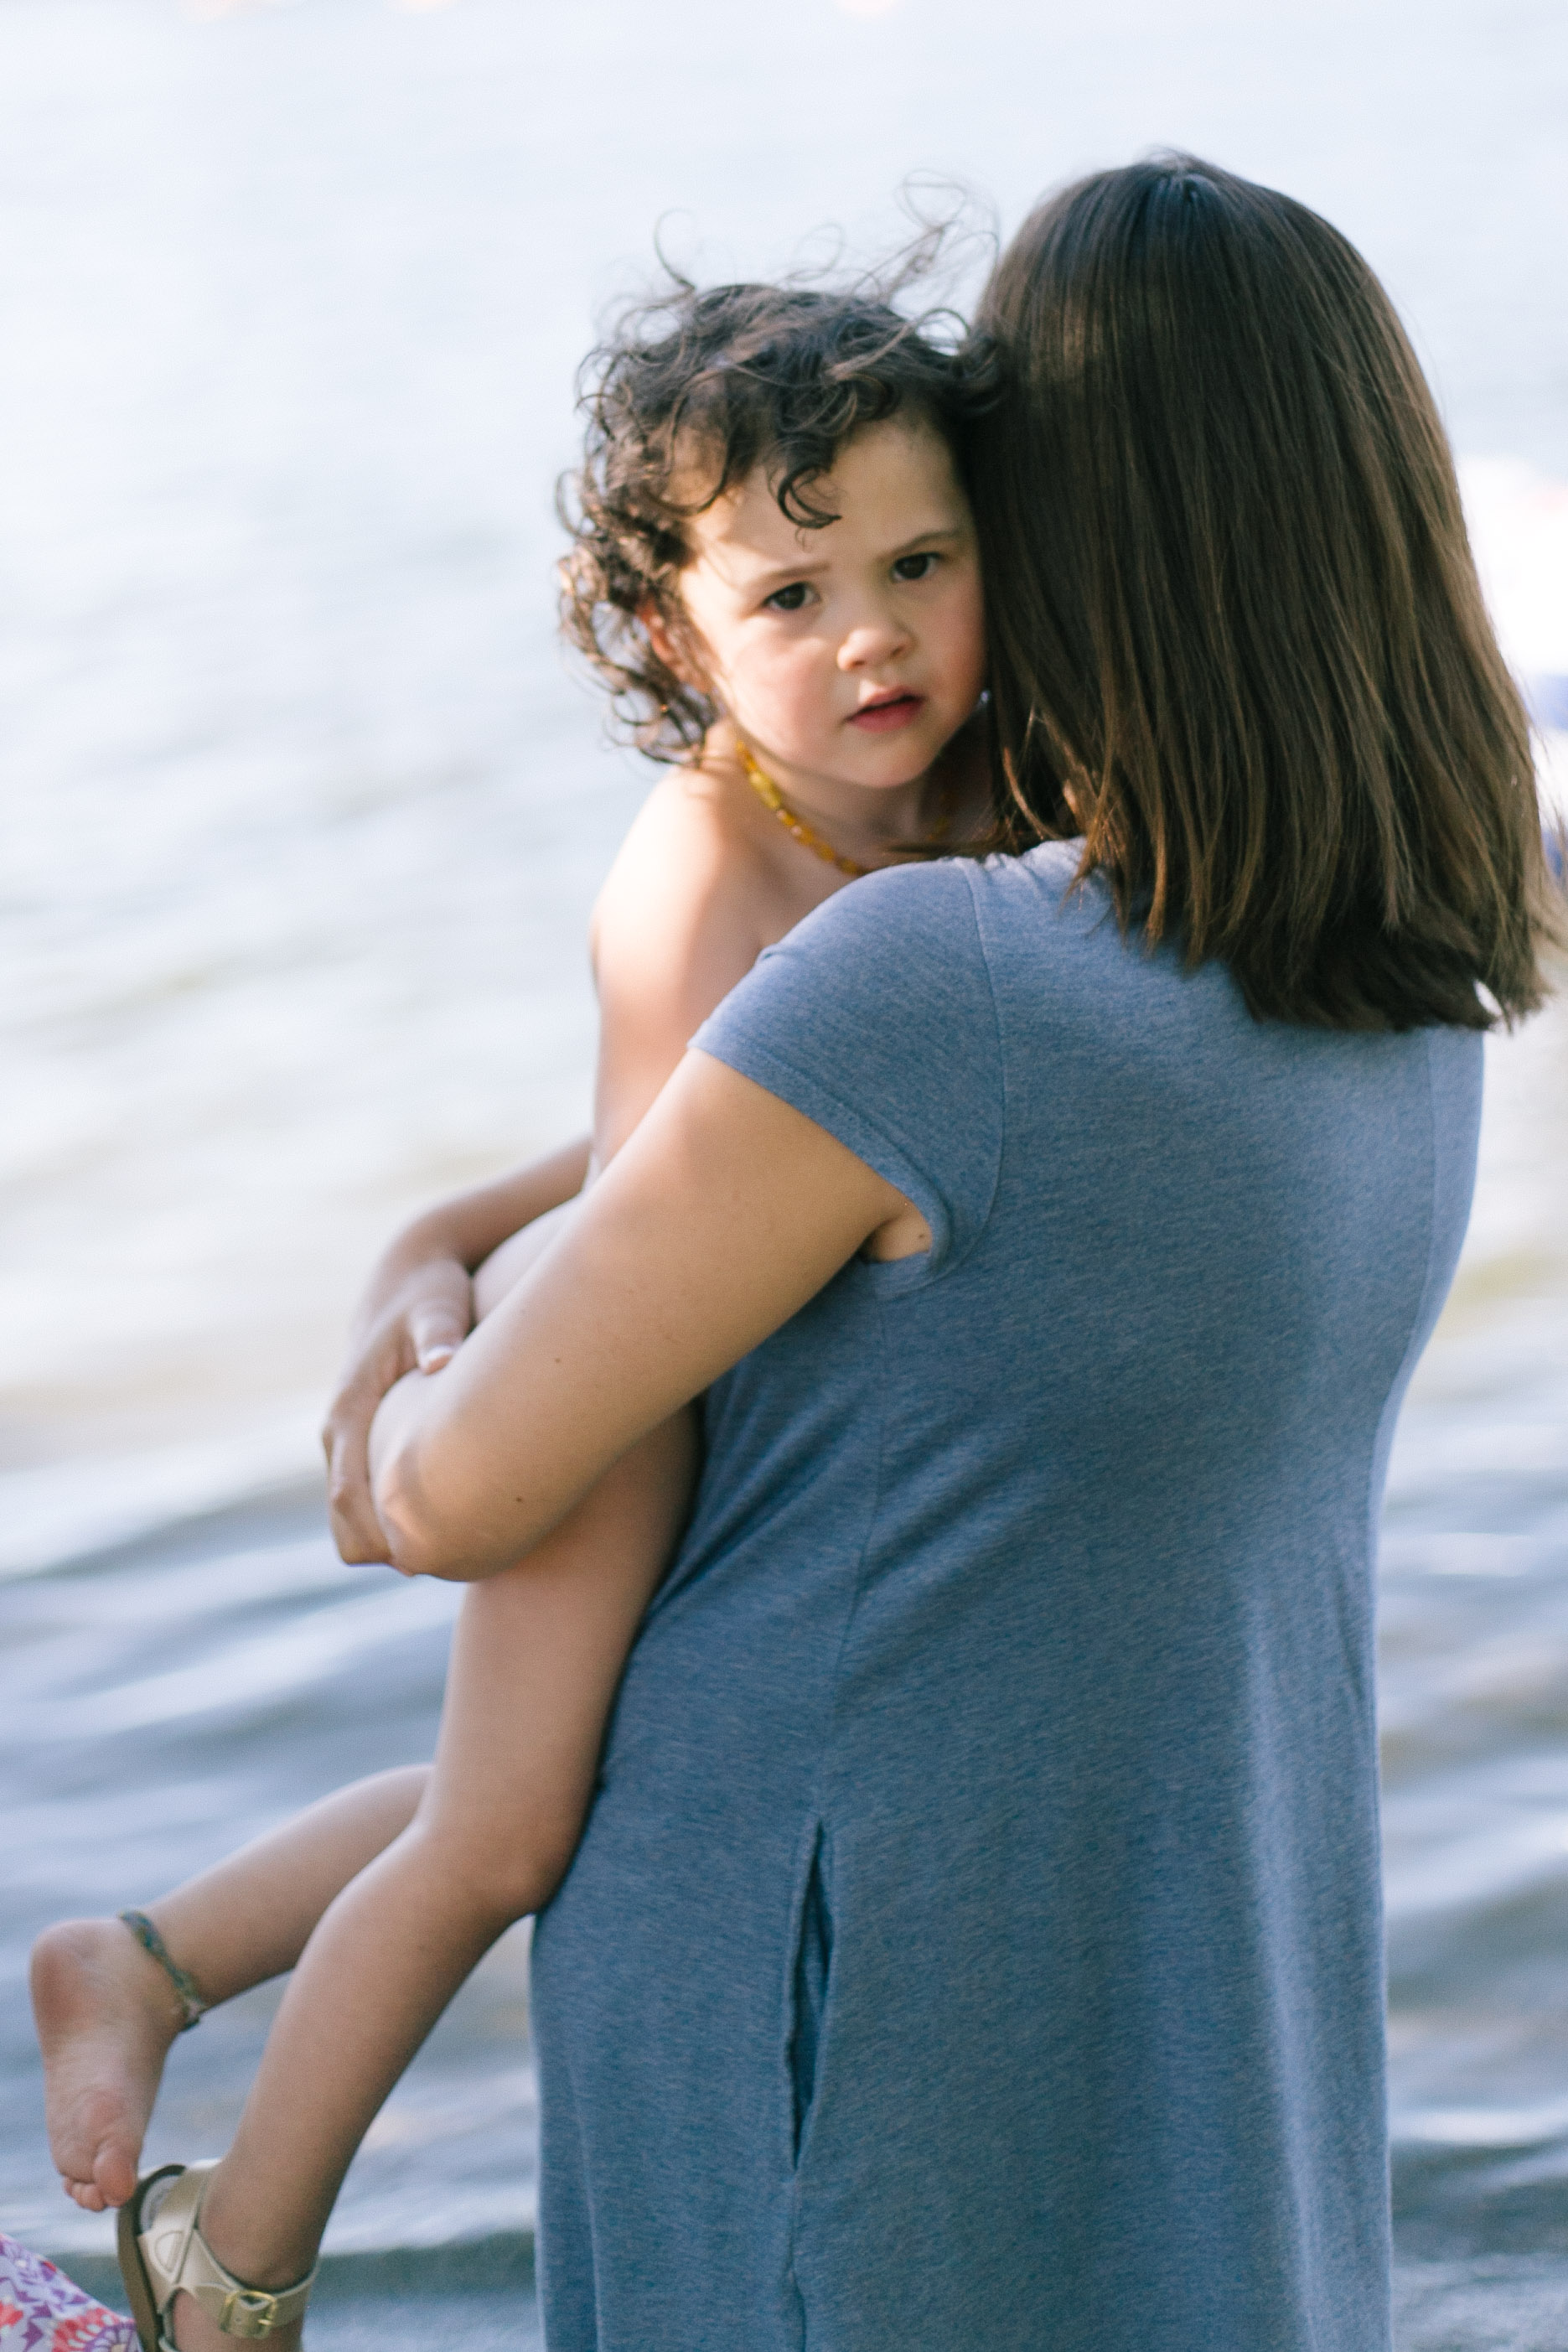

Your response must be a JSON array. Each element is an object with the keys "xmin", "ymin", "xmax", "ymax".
[{"xmin": 530, "ymin": 842, "xmax": 1483, "ymax": 2352}]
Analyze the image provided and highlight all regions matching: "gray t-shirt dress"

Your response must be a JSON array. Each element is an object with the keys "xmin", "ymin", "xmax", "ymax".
[{"xmin": 529, "ymin": 842, "xmax": 1482, "ymax": 2352}]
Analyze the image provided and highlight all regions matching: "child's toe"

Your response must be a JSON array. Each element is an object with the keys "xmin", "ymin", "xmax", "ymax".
[{"xmin": 95, "ymin": 2146, "xmax": 137, "ymax": 2209}]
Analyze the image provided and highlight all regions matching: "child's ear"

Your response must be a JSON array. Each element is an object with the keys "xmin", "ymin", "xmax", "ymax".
[
  {"xmin": 639, "ymin": 598, "xmax": 705, "ymax": 694},
  {"xmin": 639, "ymin": 600, "xmax": 675, "ymax": 669}
]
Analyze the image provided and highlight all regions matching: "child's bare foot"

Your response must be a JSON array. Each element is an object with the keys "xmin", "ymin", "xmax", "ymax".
[{"xmin": 29, "ymin": 1918, "xmax": 190, "ymax": 2210}]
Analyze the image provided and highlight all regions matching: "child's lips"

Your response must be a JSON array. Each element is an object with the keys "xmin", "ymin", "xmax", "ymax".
[{"xmin": 846, "ymin": 692, "xmax": 925, "ymax": 733}]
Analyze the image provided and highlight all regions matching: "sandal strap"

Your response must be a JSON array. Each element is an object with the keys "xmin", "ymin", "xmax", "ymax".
[
  {"xmin": 138, "ymin": 2163, "xmax": 318, "ymax": 2340},
  {"xmin": 118, "ymin": 1912, "xmax": 210, "ymax": 2032}
]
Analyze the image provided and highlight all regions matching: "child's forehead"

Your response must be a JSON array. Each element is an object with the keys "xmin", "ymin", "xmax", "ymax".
[{"xmin": 679, "ymin": 414, "xmax": 961, "ymax": 560}]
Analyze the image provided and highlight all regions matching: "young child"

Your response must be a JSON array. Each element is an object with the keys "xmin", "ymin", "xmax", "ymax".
[{"xmin": 30, "ymin": 277, "xmax": 991, "ymax": 2352}]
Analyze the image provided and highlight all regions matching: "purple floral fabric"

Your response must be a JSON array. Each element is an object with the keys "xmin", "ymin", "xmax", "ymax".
[{"xmin": 0, "ymin": 2235, "xmax": 136, "ymax": 2352}]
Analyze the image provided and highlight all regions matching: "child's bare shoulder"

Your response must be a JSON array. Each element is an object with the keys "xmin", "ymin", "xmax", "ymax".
[
  {"xmin": 592, "ymin": 764, "xmax": 774, "ymax": 1013},
  {"xmin": 588, "ymin": 763, "xmax": 784, "ymax": 1157}
]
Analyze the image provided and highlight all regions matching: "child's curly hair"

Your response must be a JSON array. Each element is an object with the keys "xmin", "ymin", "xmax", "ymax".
[{"xmin": 559, "ymin": 275, "xmax": 991, "ymax": 761}]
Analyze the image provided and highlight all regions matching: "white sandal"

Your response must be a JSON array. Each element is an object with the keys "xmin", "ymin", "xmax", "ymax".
[{"xmin": 117, "ymin": 2163, "xmax": 318, "ymax": 2349}]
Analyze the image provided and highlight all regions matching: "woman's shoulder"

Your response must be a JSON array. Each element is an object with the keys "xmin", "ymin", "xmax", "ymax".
[
  {"xmin": 781, "ymin": 839, "xmax": 1090, "ymax": 982},
  {"xmin": 793, "ymin": 843, "xmax": 991, "ymax": 940},
  {"xmin": 694, "ymin": 850, "xmax": 1009, "ymax": 1275},
  {"xmin": 701, "ymin": 850, "xmax": 1000, "ymax": 1081}
]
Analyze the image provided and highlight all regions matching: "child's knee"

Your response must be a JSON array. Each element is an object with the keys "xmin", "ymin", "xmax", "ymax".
[{"xmin": 407, "ymin": 1800, "xmax": 581, "ymax": 1925}]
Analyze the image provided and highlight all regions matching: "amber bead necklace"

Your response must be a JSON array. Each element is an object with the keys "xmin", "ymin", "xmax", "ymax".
[{"xmin": 737, "ymin": 739, "xmax": 950, "ymax": 878}]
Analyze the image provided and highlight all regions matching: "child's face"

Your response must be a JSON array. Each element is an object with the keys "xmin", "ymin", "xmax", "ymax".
[{"xmin": 666, "ymin": 417, "xmax": 986, "ymax": 800}]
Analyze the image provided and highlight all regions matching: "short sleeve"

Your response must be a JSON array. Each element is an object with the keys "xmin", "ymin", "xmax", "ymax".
[{"xmin": 691, "ymin": 860, "xmax": 1003, "ymax": 1277}]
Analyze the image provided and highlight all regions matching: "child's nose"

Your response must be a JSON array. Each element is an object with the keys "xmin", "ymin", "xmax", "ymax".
[{"xmin": 837, "ymin": 612, "xmax": 909, "ymax": 670}]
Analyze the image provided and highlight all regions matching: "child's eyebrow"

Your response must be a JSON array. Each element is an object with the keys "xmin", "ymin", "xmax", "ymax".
[
  {"xmin": 740, "ymin": 521, "xmax": 968, "ymax": 593},
  {"xmin": 882, "ymin": 522, "xmax": 967, "ymax": 558},
  {"xmin": 738, "ymin": 552, "xmax": 834, "ymax": 590}
]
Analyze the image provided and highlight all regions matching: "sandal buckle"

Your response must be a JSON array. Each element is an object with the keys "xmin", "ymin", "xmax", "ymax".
[{"xmin": 219, "ymin": 2286, "xmax": 284, "ymax": 2337}]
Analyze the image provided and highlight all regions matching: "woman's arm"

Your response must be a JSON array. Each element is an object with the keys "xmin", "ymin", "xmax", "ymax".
[{"xmin": 370, "ymin": 1050, "xmax": 926, "ymax": 1580}]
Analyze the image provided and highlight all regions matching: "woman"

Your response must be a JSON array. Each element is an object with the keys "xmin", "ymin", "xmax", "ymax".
[{"xmin": 339, "ymin": 158, "xmax": 1556, "ymax": 2348}]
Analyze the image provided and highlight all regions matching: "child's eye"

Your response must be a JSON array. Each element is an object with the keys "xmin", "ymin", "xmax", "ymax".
[
  {"xmin": 892, "ymin": 552, "xmax": 939, "ymax": 583},
  {"xmin": 764, "ymin": 582, "xmax": 813, "ymax": 613}
]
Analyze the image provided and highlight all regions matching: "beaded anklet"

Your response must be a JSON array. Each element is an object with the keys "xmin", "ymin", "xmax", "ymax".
[{"xmin": 117, "ymin": 1910, "xmax": 210, "ymax": 2033}]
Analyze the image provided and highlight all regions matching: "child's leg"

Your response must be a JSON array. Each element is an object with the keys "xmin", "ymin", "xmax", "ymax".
[
  {"xmin": 32, "ymin": 1204, "xmax": 581, "ymax": 2218},
  {"xmin": 166, "ymin": 1404, "xmax": 696, "ymax": 2352},
  {"xmin": 31, "ymin": 1769, "xmax": 431, "ymax": 2214}
]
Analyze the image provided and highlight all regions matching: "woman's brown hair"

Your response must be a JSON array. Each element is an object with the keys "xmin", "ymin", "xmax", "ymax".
[{"xmin": 970, "ymin": 154, "xmax": 1560, "ymax": 1029}]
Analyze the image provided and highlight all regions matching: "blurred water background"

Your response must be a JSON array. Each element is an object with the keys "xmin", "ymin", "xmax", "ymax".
[{"xmin": 1, "ymin": 3, "xmax": 1566, "ymax": 2345}]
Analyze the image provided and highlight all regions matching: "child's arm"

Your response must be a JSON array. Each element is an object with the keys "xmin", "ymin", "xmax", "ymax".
[{"xmin": 329, "ymin": 775, "xmax": 770, "ymax": 1562}]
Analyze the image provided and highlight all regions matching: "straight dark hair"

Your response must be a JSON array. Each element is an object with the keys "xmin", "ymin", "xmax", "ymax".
[{"xmin": 970, "ymin": 154, "xmax": 1560, "ymax": 1029}]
